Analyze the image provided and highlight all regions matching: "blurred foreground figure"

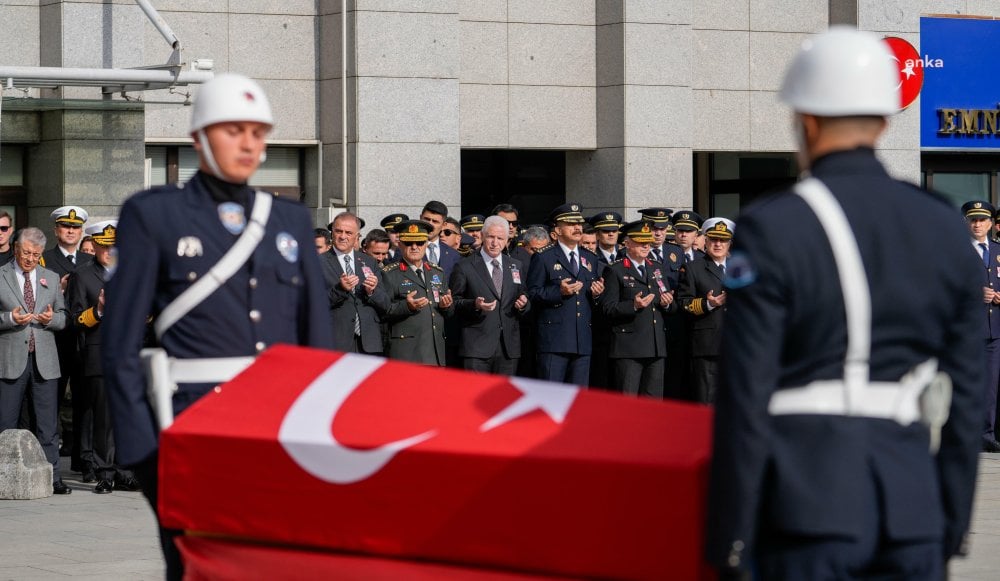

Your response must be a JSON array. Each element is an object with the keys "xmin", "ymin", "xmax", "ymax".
[{"xmin": 706, "ymin": 27, "xmax": 984, "ymax": 580}]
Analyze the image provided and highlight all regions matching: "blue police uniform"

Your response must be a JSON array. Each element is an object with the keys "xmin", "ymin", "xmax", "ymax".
[
  {"xmin": 966, "ymin": 201, "xmax": 1000, "ymax": 447},
  {"xmin": 103, "ymin": 172, "xmax": 334, "ymax": 467},
  {"xmin": 526, "ymin": 242, "xmax": 603, "ymax": 385},
  {"xmin": 706, "ymin": 149, "xmax": 984, "ymax": 576}
]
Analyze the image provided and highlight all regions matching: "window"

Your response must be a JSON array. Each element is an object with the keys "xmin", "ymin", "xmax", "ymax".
[{"xmin": 145, "ymin": 144, "xmax": 304, "ymax": 200}]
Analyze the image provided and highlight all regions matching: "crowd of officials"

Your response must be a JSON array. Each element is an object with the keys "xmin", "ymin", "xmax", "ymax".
[{"xmin": 311, "ymin": 200, "xmax": 736, "ymax": 402}]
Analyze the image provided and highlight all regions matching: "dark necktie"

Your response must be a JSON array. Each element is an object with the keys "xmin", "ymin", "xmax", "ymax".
[
  {"xmin": 981, "ymin": 243, "xmax": 990, "ymax": 268},
  {"xmin": 344, "ymin": 255, "xmax": 360, "ymax": 335},
  {"xmin": 719, "ymin": 262, "xmax": 726, "ymax": 276},
  {"xmin": 415, "ymin": 269, "xmax": 424, "ymax": 284},
  {"xmin": 67, "ymin": 254, "xmax": 74, "ymax": 264},
  {"xmin": 653, "ymin": 248, "xmax": 662, "ymax": 262},
  {"xmin": 569, "ymin": 251, "xmax": 579, "ymax": 276},
  {"xmin": 23, "ymin": 275, "xmax": 35, "ymax": 353},
  {"xmin": 637, "ymin": 264, "xmax": 645, "ymax": 279},
  {"xmin": 491, "ymin": 258, "xmax": 503, "ymax": 296}
]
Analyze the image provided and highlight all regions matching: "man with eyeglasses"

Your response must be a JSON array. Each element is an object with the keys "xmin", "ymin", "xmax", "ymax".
[
  {"xmin": 439, "ymin": 217, "xmax": 462, "ymax": 251},
  {"xmin": 0, "ymin": 227, "xmax": 70, "ymax": 495},
  {"xmin": 381, "ymin": 220, "xmax": 454, "ymax": 366},
  {"xmin": 40, "ymin": 206, "xmax": 93, "ymax": 475},
  {"xmin": 0, "ymin": 211, "xmax": 14, "ymax": 267}
]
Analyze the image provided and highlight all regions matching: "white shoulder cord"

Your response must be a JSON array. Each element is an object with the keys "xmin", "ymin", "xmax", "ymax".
[{"xmin": 793, "ymin": 177, "xmax": 872, "ymax": 414}]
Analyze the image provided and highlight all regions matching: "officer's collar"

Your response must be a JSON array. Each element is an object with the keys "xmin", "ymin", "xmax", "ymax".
[
  {"xmin": 809, "ymin": 147, "xmax": 884, "ymax": 179},
  {"xmin": 194, "ymin": 171, "xmax": 252, "ymax": 206}
]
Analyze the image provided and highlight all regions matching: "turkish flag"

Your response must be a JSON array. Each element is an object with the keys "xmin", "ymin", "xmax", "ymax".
[
  {"xmin": 160, "ymin": 346, "xmax": 714, "ymax": 580},
  {"xmin": 883, "ymin": 36, "xmax": 924, "ymax": 110}
]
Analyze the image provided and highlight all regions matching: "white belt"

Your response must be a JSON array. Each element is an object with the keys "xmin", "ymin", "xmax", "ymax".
[
  {"xmin": 169, "ymin": 356, "xmax": 256, "ymax": 384},
  {"xmin": 768, "ymin": 358, "xmax": 952, "ymax": 451}
]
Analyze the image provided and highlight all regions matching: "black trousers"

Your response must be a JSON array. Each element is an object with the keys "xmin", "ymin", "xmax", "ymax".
[
  {"xmin": 462, "ymin": 340, "xmax": 517, "ymax": 376},
  {"xmin": 0, "ymin": 353, "xmax": 60, "ymax": 480},
  {"xmin": 133, "ymin": 454, "xmax": 183, "ymax": 581},
  {"xmin": 692, "ymin": 356, "xmax": 720, "ymax": 404},
  {"xmin": 614, "ymin": 357, "xmax": 664, "ymax": 398}
]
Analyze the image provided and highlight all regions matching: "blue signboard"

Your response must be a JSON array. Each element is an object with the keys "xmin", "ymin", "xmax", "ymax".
[{"xmin": 921, "ymin": 17, "xmax": 1000, "ymax": 149}]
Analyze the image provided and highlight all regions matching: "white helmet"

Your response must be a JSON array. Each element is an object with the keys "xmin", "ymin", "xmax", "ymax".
[
  {"xmin": 189, "ymin": 73, "xmax": 273, "ymax": 133},
  {"xmin": 779, "ymin": 26, "xmax": 899, "ymax": 117}
]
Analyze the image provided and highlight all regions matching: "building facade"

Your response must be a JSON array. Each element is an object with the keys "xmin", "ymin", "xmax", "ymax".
[{"xmin": 0, "ymin": 0, "xmax": 995, "ymax": 231}]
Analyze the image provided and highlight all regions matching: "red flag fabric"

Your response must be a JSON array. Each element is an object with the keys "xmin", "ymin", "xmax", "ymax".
[{"xmin": 160, "ymin": 345, "xmax": 713, "ymax": 580}]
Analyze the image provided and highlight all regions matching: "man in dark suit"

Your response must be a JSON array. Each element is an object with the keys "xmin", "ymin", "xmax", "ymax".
[
  {"xmin": 320, "ymin": 212, "xmax": 390, "ymax": 355},
  {"xmin": 40, "ymin": 205, "xmax": 93, "ymax": 473},
  {"xmin": 0, "ymin": 227, "xmax": 71, "ymax": 494},
  {"xmin": 707, "ymin": 29, "xmax": 983, "ymax": 579},
  {"xmin": 678, "ymin": 218, "xmax": 734, "ymax": 404},
  {"xmin": 419, "ymin": 201, "xmax": 460, "ymax": 280},
  {"xmin": 0, "ymin": 211, "xmax": 13, "ymax": 267},
  {"xmin": 588, "ymin": 212, "xmax": 622, "ymax": 390},
  {"xmin": 965, "ymin": 200, "xmax": 1000, "ymax": 452},
  {"xmin": 526, "ymin": 203, "xmax": 605, "ymax": 385},
  {"xmin": 66, "ymin": 220, "xmax": 139, "ymax": 494},
  {"xmin": 382, "ymin": 220, "xmax": 455, "ymax": 366},
  {"xmin": 600, "ymin": 221, "xmax": 675, "ymax": 397},
  {"xmin": 450, "ymin": 215, "xmax": 529, "ymax": 375}
]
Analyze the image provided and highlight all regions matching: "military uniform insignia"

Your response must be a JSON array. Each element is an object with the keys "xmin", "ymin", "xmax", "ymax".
[
  {"xmin": 276, "ymin": 232, "xmax": 299, "ymax": 263},
  {"xmin": 431, "ymin": 274, "xmax": 442, "ymax": 285},
  {"xmin": 995, "ymin": 255, "xmax": 999, "ymax": 263},
  {"xmin": 724, "ymin": 250, "xmax": 757, "ymax": 289},
  {"xmin": 669, "ymin": 252, "xmax": 677, "ymax": 263},
  {"xmin": 554, "ymin": 264, "xmax": 562, "ymax": 271},
  {"xmin": 177, "ymin": 236, "xmax": 203, "ymax": 257},
  {"xmin": 217, "ymin": 202, "xmax": 246, "ymax": 235}
]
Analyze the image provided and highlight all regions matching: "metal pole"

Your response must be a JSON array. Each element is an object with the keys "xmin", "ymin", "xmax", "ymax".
[
  {"xmin": 135, "ymin": 0, "xmax": 181, "ymax": 49},
  {"xmin": 342, "ymin": 0, "xmax": 349, "ymax": 208},
  {"xmin": 0, "ymin": 65, "xmax": 212, "ymax": 85}
]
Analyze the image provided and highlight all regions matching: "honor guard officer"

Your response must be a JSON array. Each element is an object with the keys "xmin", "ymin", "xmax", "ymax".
[
  {"xmin": 41, "ymin": 206, "xmax": 92, "ymax": 471},
  {"xmin": 380, "ymin": 213, "xmax": 408, "ymax": 262},
  {"xmin": 381, "ymin": 220, "xmax": 455, "ymax": 366},
  {"xmin": 706, "ymin": 28, "xmax": 984, "ymax": 579},
  {"xmin": 964, "ymin": 200, "xmax": 1000, "ymax": 452},
  {"xmin": 678, "ymin": 218, "xmax": 734, "ymax": 404},
  {"xmin": 526, "ymin": 203, "xmax": 605, "ymax": 385},
  {"xmin": 600, "ymin": 221, "xmax": 675, "ymax": 397},
  {"xmin": 671, "ymin": 210, "xmax": 705, "ymax": 264},
  {"xmin": 102, "ymin": 73, "xmax": 333, "ymax": 581}
]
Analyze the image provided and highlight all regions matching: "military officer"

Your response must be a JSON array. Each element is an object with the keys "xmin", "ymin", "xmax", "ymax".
[
  {"xmin": 461, "ymin": 214, "xmax": 485, "ymax": 251},
  {"xmin": 640, "ymin": 208, "xmax": 689, "ymax": 400},
  {"xmin": 589, "ymin": 212, "xmax": 622, "ymax": 265},
  {"xmin": 381, "ymin": 220, "xmax": 454, "ymax": 366},
  {"xmin": 526, "ymin": 203, "xmax": 605, "ymax": 385},
  {"xmin": 40, "ymin": 206, "xmax": 92, "ymax": 471},
  {"xmin": 66, "ymin": 220, "xmax": 138, "ymax": 493},
  {"xmin": 600, "ymin": 221, "xmax": 675, "ymax": 397},
  {"xmin": 706, "ymin": 28, "xmax": 983, "ymax": 579},
  {"xmin": 965, "ymin": 200, "xmax": 1000, "ymax": 452},
  {"xmin": 103, "ymin": 73, "xmax": 333, "ymax": 580},
  {"xmin": 672, "ymin": 210, "xmax": 705, "ymax": 264},
  {"xmin": 380, "ymin": 213, "xmax": 408, "ymax": 262},
  {"xmin": 678, "ymin": 217, "xmax": 734, "ymax": 404}
]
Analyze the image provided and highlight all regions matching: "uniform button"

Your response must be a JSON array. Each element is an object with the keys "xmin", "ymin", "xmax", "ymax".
[
  {"xmin": 291, "ymin": 276, "xmax": 300, "ymax": 285},
  {"xmin": 733, "ymin": 540, "xmax": 744, "ymax": 551},
  {"xmin": 577, "ymin": 313, "xmax": 581, "ymax": 317},
  {"xmin": 187, "ymin": 271, "xmax": 197, "ymax": 281},
  {"xmin": 249, "ymin": 277, "xmax": 259, "ymax": 289},
  {"xmin": 727, "ymin": 554, "xmax": 740, "ymax": 567},
  {"xmin": 249, "ymin": 309, "xmax": 262, "ymax": 323},
  {"xmin": 255, "ymin": 341, "xmax": 266, "ymax": 352}
]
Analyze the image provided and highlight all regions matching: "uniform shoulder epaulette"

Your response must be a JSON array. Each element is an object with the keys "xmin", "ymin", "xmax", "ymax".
[
  {"xmin": 536, "ymin": 242, "xmax": 556, "ymax": 254},
  {"xmin": 611, "ymin": 257, "xmax": 626, "ymax": 266},
  {"xmin": 382, "ymin": 262, "xmax": 400, "ymax": 273}
]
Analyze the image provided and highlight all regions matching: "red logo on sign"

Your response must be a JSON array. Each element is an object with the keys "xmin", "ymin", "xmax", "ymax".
[{"xmin": 883, "ymin": 37, "xmax": 924, "ymax": 110}]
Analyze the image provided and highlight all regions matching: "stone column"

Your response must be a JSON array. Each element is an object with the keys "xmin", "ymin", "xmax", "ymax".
[
  {"xmin": 567, "ymin": 0, "xmax": 694, "ymax": 218},
  {"xmin": 321, "ymin": 2, "xmax": 461, "ymax": 229}
]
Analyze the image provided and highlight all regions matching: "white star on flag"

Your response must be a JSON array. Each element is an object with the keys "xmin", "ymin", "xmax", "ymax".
[{"xmin": 901, "ymin": 62, "xmax": 915, "ymax": 79}]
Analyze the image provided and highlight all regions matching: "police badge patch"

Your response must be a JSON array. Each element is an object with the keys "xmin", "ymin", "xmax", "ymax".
[
  {"xmin": 218, "ymin": 202, "xmax": 246, "ymax": 235},
  {"xmin": 276, "ymin": 232, "xmax": 299, "ymax": 263},
  {"xmin": 724, "ymin": 250, "xmax": 756, "ymax": 289}
]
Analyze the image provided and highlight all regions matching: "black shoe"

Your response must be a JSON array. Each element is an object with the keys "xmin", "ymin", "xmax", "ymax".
[
  {"xmin": 52, "ymin": 481, "xmax": 72, "ymax": 495},
  {"xmin": 983, "ymin": 439, "xmax": 1000, "ymax": 453},
  {"xmin": 82, "ymin": 469, "xmax": 97, "ymax": 483},
  {"xmin": 93, "ymin": 480, "xmax": 114, "ymax": 494},
  {"xmin": 115, "ymin": 475, "xmax": 141, "ymax": 492}
]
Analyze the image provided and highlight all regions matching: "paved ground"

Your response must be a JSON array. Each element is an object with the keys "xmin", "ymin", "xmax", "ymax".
[{"xmin": 3, "ymin": 456, "xmax": 1000, "ymax": 579}]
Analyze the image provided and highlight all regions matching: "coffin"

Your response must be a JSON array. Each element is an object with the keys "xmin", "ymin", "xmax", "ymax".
[{"xmin": 159, "ymin": 345, "xmax": 713, "ymax": 580}]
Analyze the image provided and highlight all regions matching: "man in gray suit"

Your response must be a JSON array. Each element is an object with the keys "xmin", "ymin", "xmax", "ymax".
[{"xmin": 0, "ymin": 227, "xmax": 70, "ymax": 494}]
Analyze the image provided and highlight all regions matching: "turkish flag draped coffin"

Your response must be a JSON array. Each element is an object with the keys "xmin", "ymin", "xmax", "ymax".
[{"xmin": 159, "ymin": 345, "xmax": 714, "ymax": 580}]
